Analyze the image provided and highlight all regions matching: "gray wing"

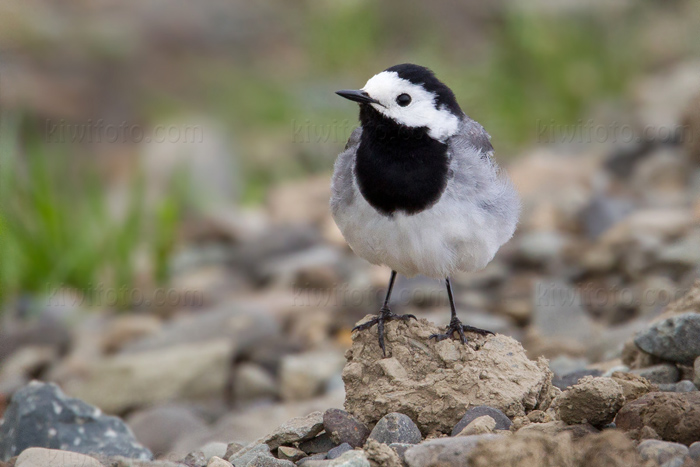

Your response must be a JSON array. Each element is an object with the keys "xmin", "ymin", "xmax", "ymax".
[
  {"xmin": 446, "ymin": 117, "xmax": 520, "ymax": 242},
  {"xmin": 330, "ymin": 127, "xmax": 362, "ymax": 216}
]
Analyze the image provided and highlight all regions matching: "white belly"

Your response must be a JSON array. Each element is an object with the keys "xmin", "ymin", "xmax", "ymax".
[{"xmin": 333, "ymin": 189, "xmax": 503, "ymax": 279}]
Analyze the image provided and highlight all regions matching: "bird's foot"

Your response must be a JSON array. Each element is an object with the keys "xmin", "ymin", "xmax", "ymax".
[
  {"xmin": 352, "ymin": 307, "xmax": 417, "ymax": 357},
  {"xmin": 429, "ymin": 317, "xmax": 494, "ymax": 344}
]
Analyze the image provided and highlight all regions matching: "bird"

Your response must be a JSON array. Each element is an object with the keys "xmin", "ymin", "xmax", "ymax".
[{"xmin": 331, "ymin": 64, "xmax": 520, "ymax": 356}]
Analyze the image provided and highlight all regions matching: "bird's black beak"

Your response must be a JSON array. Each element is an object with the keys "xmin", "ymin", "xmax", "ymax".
[{"xmin": 336, "ymin": 89, "xmax": 383, "ymax": 106}]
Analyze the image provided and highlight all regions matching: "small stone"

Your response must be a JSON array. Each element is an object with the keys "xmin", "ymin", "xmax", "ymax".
[
  {"xmin": 224, "ymin": 442, "xmax": 244, "ymax": 460},
  {"xmin": 15, "ymin": 448, "xmax": 102, "ymax": 467},
  {"xmin": 263, "ymin": 412, "xmax": 324, "ymax": 450},
  {"xmin": 630, "ymin": 364, "xmax": 680, "ymax": 384},
  {"xmin": 526, "ymin": 410, "xmax": 552, "ymax": 424},
  {"xmin": 404, "ymin": 435, "xmax": 501, "ymax": 467},
  {"xmin": 451, "ymin": 406, "xmax": 512, "ymax": 436},
  {"xmin": 298, "ymin": 432, "xmax": 337, "ymax": 454},
  {"xmin": 615, "ymin": 392, "xmax": 700, "ymax": 445},
  {"xmin": 327, "ymin": 443, "xmax": 352, "ymax": 460},
  {"xmin": 637, "ymin": 440, "xmax": 689, "ymax": 465},
  {"xmin": 184, "ymin": 451, "xmax": 207, "ymax": 467},
  {"xmin": 228, "ymin": 444, "xmax": 295, "ymax": 467},
  {"xmin": 689, "ymin": 441, "xmax": 700, "ymax": 460},
  {"xmin": 368, "ymin": 413, "xmax": 422, "ymax": 445},
  {"xmin": 207, "ymin": 456, "xmax": 233, "ymax": 467},
  {"xmin": 276, "ymin": 446, "xmax": 306, "ymax": 462},
  {"xmin": 553, "ymin": 376, "xmax": 625, "ymax": 427},
  {"xmin": 326, "ymin": 450, "xmax": 370, "ymax": 467},
  {"xmin": 455, "ymin": 416, "xmax": 496, "ymax": 436},
  {"xmin": 657, "ymin": 380, "xmax": 698, "ymax": 392},
  {"xmin": 363, "ymin": 439, "xmax": 402, "ymax": 467},
  {"xmin": 634, "ymin": 312, "xmax": 700, "ymax": 364},
  {"xmin": 323, "ymin": 409, "xmax": 370, "ymax": 448}
]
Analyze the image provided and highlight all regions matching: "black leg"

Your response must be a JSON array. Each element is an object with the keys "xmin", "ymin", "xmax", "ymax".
[
  {"xmin": 429, "ymin": 277, "xmax": 494, "ymax": 344},
  {"xmin": 352, "ymin": 270, "xmax": 417, "ymax": 357}
]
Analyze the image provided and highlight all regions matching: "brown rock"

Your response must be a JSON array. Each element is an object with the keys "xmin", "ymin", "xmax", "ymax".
[
  {"xmin": 553, "ymin": 376, "xmax": 625, "ymax": 427},
  {"xmin": 610, "ymin": 371, "xmax": 656, "ymax": 402},
  {"xmin": 455, "ymin": 416, "xmax": 496, "ymax": 436},
  {"xmin": 343, "ymin": 318, "xmax": 555, "ymax": 435},
  {"xmin": 615, "ymin": 392, "xmax": 700, "ymax": 445},
  {"xmin": 468, "ymin": 431, "xmax": 576, "ymax": 467},
  {"xmin": 574, "ymin": 430, "xmax": 648, "ymax": 467},
  {"xmin": 263, "ymin": 412, "xmax": 324, "ymax": 450},
  {"xmin": 323, "ymin": 408, "xmax": 370, "ymax": 448},
  {"xmin": 364, "ymin": 438, "xmax": 403, "ymax": 467}
]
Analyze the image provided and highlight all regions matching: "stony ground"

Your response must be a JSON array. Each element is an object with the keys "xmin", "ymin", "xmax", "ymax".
[{"xmin": 1, "ymin": 60, "xmax": 700, "ymax": 466}]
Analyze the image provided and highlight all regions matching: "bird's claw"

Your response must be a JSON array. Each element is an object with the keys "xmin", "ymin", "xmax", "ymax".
[
  {"xmin": 429, "ymin": 318, "xmax": 493, "ymax": 344},
  {"xmin": 352, "ymin": 308, "xmax": 417, "ymax": 357}
]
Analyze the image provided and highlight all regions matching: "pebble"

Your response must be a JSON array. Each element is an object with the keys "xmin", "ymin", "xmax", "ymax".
[
  {"xmin": 451, "ymin": 406, "xmax": 512, "ymax": 435},
  {"xmin": 689, "ymin": 441, "xmax": 700, "ymax": 460},
  {"xmin": 368, "ymin": 413, "xmax": 422, "ymax": 445},
  {"xmin": 404, "ymin": 435, "xmax": 501, "ymax": 467},
  {"xmin": 634, "ymin": 312, "xmax": 700, "ymax": 364},
  {"xmin": 15, "ymin": 448, "xmax": 103, "ymax": 467},
  {"xmin": 0, "ymin": 381, "xmax": 152, "ymax": 460},
  {"xmin": 326, "ymin": 450, "xmax": 370, "ymax": 467},
  {"xmin": 323, "ymin": 409, "xmax": 370, "ymax": 448},
  {"xmin": 298, "ymin": 432, "xmax": 337, "ymax": 454},
  {"xmin": 455, "ymin": 415, "xmax": 496, "ymax": 436},
  {"xmin": 637, "ymin": 439, "xmax": 689, "ymax": 465},
  {"xmin": 263, "ymin": 411, "xmax": 324, "ymax": 450},
  {"xmin": 277, "ymin": 446, "xmax": 307, "ymax": 462},
  {"xmin": 630, "ymin": 363, "xmax": 680, "ymax": 384},
  {"xmin": 554, "ymin": 376, "xmax": 625, "ymax": 428},
  {"xmin": 184, "ymin": 451, "xmax": 206, "ymax": 467},
  {"xmin": 657, "ymin": 380, "xmax": 698, "ymax": 392},
  {"xmin": 327, "ymin": 443, "xmax": 352, "ymax": 459},
  {"xmin": 228, "ymin": 444, "xmax": 295, "ymax": 467},
  {"xmin": 206, "ymin": 456, "xmax": 233, "ymax": 467}
]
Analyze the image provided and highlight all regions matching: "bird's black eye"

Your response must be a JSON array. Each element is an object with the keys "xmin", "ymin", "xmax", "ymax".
[{"xmin": 396, "ymin": 93, "xmax": 411, "ymax": 107}]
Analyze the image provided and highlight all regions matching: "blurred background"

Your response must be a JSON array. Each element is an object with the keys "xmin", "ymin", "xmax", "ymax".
[{"xmin": 1, "ymin": 0, "xmax": 699, "ymax": 458}]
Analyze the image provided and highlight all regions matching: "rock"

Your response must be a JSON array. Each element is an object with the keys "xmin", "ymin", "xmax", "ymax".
[
  {"xmin": 184, "ymin": 451, "xmax": 207, "ymax": 467},
  {"xmin": 207, "ymin": 457, "xmax": 233, "ymax": 467},
  {"xmin": 517, "ymin": 421, "xmax": 599, "ymax": 440},
  {"xmin": 454, "ymin": 415, "xmax": 496, "ymax": 436},
  {"xmin": 622, "ymin": 339, "xmax": 663, "ymax": 370},
  {"xmin": 552, "ymin": 369, "xmax": 602, "ymax": 390},
  {"xmin": 363, "ymin": 439, "xmax": 402, "ymax": 467},
  {"xmin": 553, "ymin": 376, "xmax": 625, "ymax": 427},
  {"xmin": 277, "ymin": 446, "xmax": 307, "ymax": 462},
  {"xmin": 404, "ymin": 435, "xmax": 501, "ymax": 467},
  {"xmin": 63, "ymin": 340, "xmax": 234, "ymax": 413},
  {"xmin": 15, "ymin": 448, "xmax": 103, "ymax": 467},
  {"xmin": 689, "ymin": 441, "xmax": 700, "ymax": 460},
  {"xmin": 228, "ymin": 444, "xmax": 295, "ymax": 467},
  {"xmin": 658, "ymin": 381, "xmax": 698, "ymax": 393},
  {"xmin": 574, "ymin": 430, "xmax": 646, "ymax": 467},
  {"xmin": 327, "ymin": 443, "xmax": 352, "ymax": 460},
  {"xmin": 298, "ymin": 432, "xmax": 337, "ymax": 454},
  {"xmin": 224, "ymin": 443, "xmax": 245, "ymax": 460},
  {"xmin": 343, "ymin": 318, "xmax": 555, "ymax": 435},
  {"xmin": 296, "ymin": 453, "xmax": 327, "ymax": 466},
  {"xmin": 451, "ymin": 406, "xmax": 512, "ymax": 436},
  {"xmin": 323, "ymin": 409, "xmax": 370, "ymax": 448},
  {"xmin": 0, "ymin": 381, "xmax": 152, "ymax": 461},
  {"xmin": 637, "ymin": 439, "xmax": 689, "ymax": 465},
  {"xmin": 368, "ymin": 413, "xmax": 422, "ymax": 445},
  {"xmin": 630, "ymin": 364, "xmax": 681, "ymax": 384},
  {"xmin": 615, "ymin": 392, "xmax": 700, "ymax": 445},
  {"xmin": 263, "ymin": 412, "xmax": 324, "ymax": 450},
  {"xmin": 327, "ymin": 450, "xmax": 370, "ymax": 467},
  {"xmin": 634, "ymin": 312, "xmax": 700, "ymax": 364},
  {"xmin": 126, "ymin": 405, "xmax": 208, "ymax": 457},
  {"xmin": 280, "ymin": 351, "xmax": 345, "ymax": 401},
  {"xmin": 610, "ymin": 371, "xmax": 656, "ymax": 402}
]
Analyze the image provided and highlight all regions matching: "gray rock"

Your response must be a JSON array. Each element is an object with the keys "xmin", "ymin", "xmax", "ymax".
[
  {"xmin": 451, "ymin": 406, "xmax": 512, "ymax": 436},
  {"xmin": 657, "ymin": 380, "xmax": 698, "ymax": 392},
  {"xmin": 688, "ymin": 441, "xmax": 700, "ymax": 460},
  {"xmin": 637, "ymin": 439, "xmax": 689, "ymax": 465},
  {"xmin": 263, "ymin": 412, "xmax": 324, "ymax": 450},
  {"xmin": 15, "ymin": 447, "xmax": 103, "ymax": 467},
  {"xmin": 634, "ymin": 312, "xmax": 700, "ymax": 364},
  {"xmin": 327, "ymin": 443, "xmax": 352, "ymax": 460},
  {"xmin": 368, "ymin": 413, "xmax": 422, "ymax": 445},
  {"xmin": 552, "ymin": 369, "xmax": 603, "ymax": 390},
  {"xmin": 296, "ymin": 453, "xmax": 328, "ymax": 466},
  {"xmin": 276, "ymin": 446, "xmax": 306, "ymax": 462},
  {"xmin": 0, "ymin": 381, "xmax": 152, "ymax": 461},
  {"xmin": 404, "ymin": 435, "xmax": 501, "ymax": 467},
  {"xmin": 323, "ymin": 409, "xmax": 370, "ymax": 448},
  {"xmin": 630, "ymin": 364, "xmax": 680, "ymax": 384},
  {"xmin": 326, "ymin": 450, "xmax": 369, "ymax": 467},
  {"xmin": 298, "ymin": 432, "xmax": 337, "ymax": 454},
  {"xmin": 228, "ymin": 444, "xmax": 295, "ymax": 467},
  {"xmin": 126, "ymin": 405, "xmax": 208, "ymax": 457}
]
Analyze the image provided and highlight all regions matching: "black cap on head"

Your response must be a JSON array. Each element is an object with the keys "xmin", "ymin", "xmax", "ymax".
[{"xmin": 385, "ymin": 64, "xmax": 463, "ymax": 117}]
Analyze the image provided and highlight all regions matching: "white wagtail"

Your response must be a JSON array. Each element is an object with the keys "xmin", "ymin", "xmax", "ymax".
[{"xmin": 332, "ymin": 64, "xmax": 520, "ymax": 356}]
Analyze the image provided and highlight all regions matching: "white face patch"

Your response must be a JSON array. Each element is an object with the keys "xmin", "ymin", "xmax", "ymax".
[{"xmin": 362, "ymin": 71, "xmax": 461, "ymax": 141}]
